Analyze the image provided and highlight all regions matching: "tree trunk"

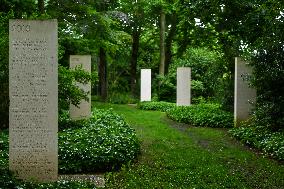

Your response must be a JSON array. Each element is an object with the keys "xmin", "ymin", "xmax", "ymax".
[
  {"xmin": 165, "ymin": 14, "xmax": 177, "ymax": 75},
  {"xmin": 130, "ymin": 27, "xmax": 140, "ymax": 97},
  {"xmin": 38, "ymin": 0, "xmax": 45, "ymax": 15},
  {"xmin": 159, "ymin": 10, "xmax": 166, "ymax": 76},
  {"xmin": 98, "ymin": 47, "xmax": 107, "ymax": 101}
]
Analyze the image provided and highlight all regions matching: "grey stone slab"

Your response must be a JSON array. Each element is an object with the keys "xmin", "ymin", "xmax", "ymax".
[
  {"xmin": 140, "ymin": 69, "xmax": 151, "ymax": 102},
  {"xmin": 234, "ymin": 57, "xmax": 256, "ymax": 126},
  {"xmin": 59, "ymin": 174, "xmax": 105, "ymax": 188},
  {"xmin": 177, "ymin": 67, "xmax": 191, "ymax": 106},
  {"xmin": 69, "ymin": 55, "xmax": 91, "ymax": 120},
  {"xmin": 9, "ymin": 19, "xmax": 58, "ymax": 182}
]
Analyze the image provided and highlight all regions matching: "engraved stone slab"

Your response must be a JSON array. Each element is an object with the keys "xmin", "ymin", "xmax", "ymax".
[
  {"xmin": 177, "ymin": 67, "xmax": 191, "ymax": 106},
  {"xmin": 234, "ymin": 57, "xmax": 256, "ymax": 127},
  {"xmin": 140, "ymin": 69, "xmax": 151, "ymax": 101},
  {"xmin": 69, "ymin": 55, "xmax": 91, "ymax": 120},
  {"xmin": 9, "ymin": 19, "xmax": 58, "ymax": 182}
]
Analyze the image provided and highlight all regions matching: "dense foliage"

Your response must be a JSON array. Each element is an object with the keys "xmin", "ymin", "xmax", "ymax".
[
  {"xmin": 0, "ymin": 13, "xmax": 10, "ymax": 129},
  {"xmin": 156, "ymin": 47, "xmax": 228, "ymax": 104},
  {"xmin": 59, "ymin": 108, "xmax": 140, "ymax": 173},
  {"xmin": 235, "ymin": 1, "xmax": 284, "ymax": 132},
  {"xmin": 230, "ymin": 120, "xmax": 284, "ymax": 161},
  {"xmin": 167, "ymin": 104, "xmax": 233, "ymax": 128},
  {"xmin": 138, "ymin": 101, "xmax": 175, "ymax": 112}
]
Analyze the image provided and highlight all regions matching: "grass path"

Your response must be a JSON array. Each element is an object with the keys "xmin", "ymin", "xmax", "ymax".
[{"xmin": 93, "ymin": 102, "xmax": 284, "ymax": 189}]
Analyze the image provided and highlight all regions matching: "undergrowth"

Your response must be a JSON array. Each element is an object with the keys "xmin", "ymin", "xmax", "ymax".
[
  {"xmin": 138, "ymin": 101, "xmax": 175, "ymax": 112},
  {"xmin": 230, "ymin": 120, "xmax": 284, "ymax": 161},
  {"xmin": 166, "ymin": 103, "xmax": 233, "ymax": 128},
  {"xmin": 59, "ymin": 108, "xmax": 140, "ymax": 173}
]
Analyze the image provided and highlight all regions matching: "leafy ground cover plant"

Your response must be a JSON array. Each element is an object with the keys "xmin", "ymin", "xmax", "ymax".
[
  {"xmin": 229, "ymin": 121, "xmax": 284, "ymax": 161},
  {"xmin": 166, "ymin": 103, "xmax": 233, "ymax": 128},
  {"xmin": 59, "ymin": 108, "xmax": 140, "ymax": 173},
  {"xmin": 138, "ymin": 101, "xmax": 175, "ymax": 112}
]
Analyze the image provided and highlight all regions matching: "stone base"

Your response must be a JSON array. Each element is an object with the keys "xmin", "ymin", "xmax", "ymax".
[{"xmin": 59, "ymin": 174, "xmax": 105, "ymax": 188}]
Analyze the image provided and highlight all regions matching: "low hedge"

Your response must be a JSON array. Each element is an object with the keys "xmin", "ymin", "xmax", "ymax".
[
  {"xmin": 229, "ymin": 124, "xmax": 284, "ymax": 161},
  {"xmin": 59, "ymin": 108, "xmax": 140, "ymax": 173},
  {"xmin": 138, "ymin": 101, "xmax": 175, "ymax": 112},
  {"xmin": 166, "ymin": 103, "xmax": 233, "ymax": 128}
]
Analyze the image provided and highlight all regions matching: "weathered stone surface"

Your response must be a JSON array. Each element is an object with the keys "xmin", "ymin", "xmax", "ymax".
[
  {"xmin": 140, "ymin": 69, "xmax": 151, "ymax": 101},
  {"xmin": 177, "ymin": 67, "xmax": 191, "ymax": 106},
  {"xmin": 59, "ymin": 174, "xmax": 105, "ymax": 188},
  {"xmin": 234, "ymin": 57, "xmax": 256, "ymax": 127},
  {"xmin": 9, "ymin": 19, "xmax": 58, "ymax": 182},
  {"xmin": 69, "ymin": 55, "xmax": 91, "ymax": 120}
]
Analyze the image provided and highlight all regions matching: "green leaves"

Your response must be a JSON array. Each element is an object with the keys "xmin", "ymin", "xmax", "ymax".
[
  {"xmin": 166, "ymin": 103, "xmax": 233, "ymax": 128},
  {"xmin": 59, "ymin": 108, "xmax": 140, "ymax": 173},
  {"xmin": 138, "ymin": 101, "xmax": 175, "ymax": 112},
  {"xmin": 230, "ymin": 124, "xmax": 284, "ymax": 161},
  {"xmin": 58, "ymin": 65, "xmax": 96, "ymax": 112}
]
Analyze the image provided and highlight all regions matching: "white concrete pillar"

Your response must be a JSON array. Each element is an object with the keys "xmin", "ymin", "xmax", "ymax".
[
  {"xmin": 177, "ymin": 67, "xmax": 191, "ymax": 106},
  {"xmin": 234, "ymin": 57, "xmax": 256, "ymax": 126},
  {"xmin": 140, "ymin": 69, "xmax": 151, "ymax": 101},
  {"xmin": 9, "ymin": 19, "xmax": 58, "ymax": 182}
]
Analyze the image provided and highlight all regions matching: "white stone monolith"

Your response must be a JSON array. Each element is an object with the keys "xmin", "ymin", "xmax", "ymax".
[
  {"xmin": 9, "ymin": 19, "xmax": 58, "ymax": 182},
  {"xmin": 177, "ymin": 67, "xmax": 191, "ymax": 106},
  {"xmin": 140, "ymin": 69, "xmax": 151, "ymax": 101},
  {"xmin": 69, "ymin": 55, "xmax": 91, "ymax": 120},
  {"xmin": 234, "ymin": 57, "xmax": 256, "ymax": 126}
]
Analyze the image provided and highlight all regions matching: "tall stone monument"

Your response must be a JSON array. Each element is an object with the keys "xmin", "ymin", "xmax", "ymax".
[
  {"xmin": 69, "ymin": 55, "xmax": 91, "ymax": 120},
  {"xmin": 177, "ymin": 67, "xmax": 191, "ymax": 106},
  {"xmin": 140, "ymin": 69, "xmax": 151, "ymax": 102},
  {"xmin": 9, "ymin": 20, "xmax": 58, "ymax": 182},
  {"xmin": 234, "ymin": 57, "xmax": 256, "ymax": 127}
]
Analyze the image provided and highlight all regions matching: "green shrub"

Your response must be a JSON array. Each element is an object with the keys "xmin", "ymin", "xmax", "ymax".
[
  {"xmin": 59, "ymin": 65, "xmax": 97, "ymax": 113},
  {"xmin": 138, "ymin": 101, "xmax": 176, "ymax": 112},
  {"xmin": 166, "ymin": 103, "xmax": 233, "ymax": 128},
  {"xmin": 59, "ymin": 108, "xmax": 140, "ymax": 173},
  {"xmin": 229, "ymin": 122, "xmax": 284, "ymax": 161}
]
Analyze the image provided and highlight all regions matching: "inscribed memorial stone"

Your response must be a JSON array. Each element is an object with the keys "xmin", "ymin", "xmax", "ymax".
[
  {"xmin": 140, "ymin": 69, "xmax": 151, "ymax": 101},
  {"xmin": 177, "ymin": 67, "xmax": 191, "ymax": 106},
  {"xmin": 234, "ymin": 57, "xmax": 256, "ymax": 127},
  {"xmin": 69, "ymin": 55, "xmax": 91, "ymax": 120},
  {"xmin": 9, "ymin": 19, "xmax": 58, "ymax": 182}
]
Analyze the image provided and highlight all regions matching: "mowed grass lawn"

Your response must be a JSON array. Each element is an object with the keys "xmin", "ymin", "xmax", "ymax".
[{"xmin": 93, "ymin": 102, "xmax": 284, "ymax": 189}]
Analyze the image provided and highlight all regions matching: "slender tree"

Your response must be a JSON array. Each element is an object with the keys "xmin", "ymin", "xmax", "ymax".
[
  {"xmin": 38, "ymin": 0, "xmax": 45, "ymax": 15},
  {"xmin": 159, "ymin": 10, "xmax": 166, "ymax": 76}
]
